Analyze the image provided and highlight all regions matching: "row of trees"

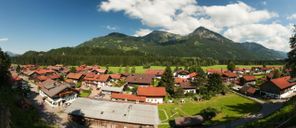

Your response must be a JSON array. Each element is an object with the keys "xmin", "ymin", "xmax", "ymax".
[
  {"xmin": 158, "ymin": 65, "xmax": 224, "ymax": 99},
  {"xmin": 11, "ymin": 54, "xmax": 220, "ymax": 67}
]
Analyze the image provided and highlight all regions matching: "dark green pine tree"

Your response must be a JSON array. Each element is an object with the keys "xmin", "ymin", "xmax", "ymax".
[
  {"xmin": 16, "ymin": 64, "xmax": 21, "ymax": 73},
  {"xmin": 227, "ymin": 61, "xmax": 236, "ymax": 71},
  {"xmin": 0, "ymin": 48, "xmax": 11, "ymax": 86},
  {"xmin": 288, "ymin": 25, "xmax": 296, "ymax": 78},
  {"xmin": 159, "ymin": 66, "xmax": 175, "ymax": 96},
  {"xmin": 131, "ymin": 66, "xmax": 136, "ymax": 73},
  {"xmin": 207, "ymin": 73, "xmax": 223, "ymax": 94}
]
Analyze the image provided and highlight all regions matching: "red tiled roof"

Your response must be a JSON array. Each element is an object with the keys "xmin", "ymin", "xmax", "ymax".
[
  {"xmin": 175, "ymin": 78, "xmax": 187, "ymax": 84},
  {"xmin": 145, "ymin": 69, "xmax": 164, "ymax": 76},
  {"xmin": 110, "ymin": 74, "xmax": 121, "ymax": 79},
  {"xmin": 176, "ymin": 70, "xmax": 190, "ymax": 75},
  {"xmin": 111, "ymin": 93, "xmax": 146, "ymax": 102},
  {"xmin": 243, "ymin": 75, "xmax": 256, "ymax": 81},
  {"xmin": 247, "ymin": 87, "xmax": 256, "ymax": 94},
  {"xmin": 96, "ymin": 74, "xmax": 110, "ymax": 82},
  {"xmin": 271, "ymin": 76, "xmax": 296, "ymax": 90},
  {"xmin": 48, "ymin": 74, "xmax": 60, "ymax": 80},
  {"xmin": 35, "ymin": 69, "xmax": 55, "ymax": 75},
  {"xmin": 11, "ymin": 73, "xmax": 22, "ymax": 81},
  {"xmin": 188, "ymin": 72, "xmax": 198, "ymax": 78},
  {"xmin": 84, "ymin": 72, "xmax": 96, "ymax": 78},
  {"xmin": 36, "ymin": 75, "xmax": 49, "ymax": 81},
  {"xmin": 125, "ymin": 74, "xmax": 154, "ymax": 85},
  {"xmin": 137, "ymin": 86, "xmax": 166, "ymax": 97},
  {"xmin": 206, "ymin": 69, "xmax": 226, "ymax": 75},
  {"xmin": 93, "ymin": 69, "xmax": 107, "ymax": 74},
  {"xmin": 223, "ymin": 72, "xmax": 237, "ymax": 78},
  {"xmin": 67, "ymin": 73, "xmax": 83, "ymax": 80}
]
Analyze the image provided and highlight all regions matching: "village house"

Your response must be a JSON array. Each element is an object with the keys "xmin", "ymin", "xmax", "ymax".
[
  {"xmin": 20, "ymin": 69, "xmax": 35, "ymax": 79},
  {"xmin": 96, "ymin": 74, "xmax": 111, "ymax": 87},
  {"xmin": 175, "ymin": 78, "xmax": 196, "ymax": 94},
  {"xmin": 109, "ymin": 73, "xmax": 122, "ymax": 82},
  {"xmin": 260, "ymin": 76, "xmax": 296, "ymax": 98},
  {"xmin": 241, "ymin": 75, "xmax": 257, "ymax": 86},
  {"xmin": 174, "ymin": 70, "xmax": 190, "ymax": 79},
  {"xmin": 206, "ymin": 69, "xmax": 226, "ymax": 75},
  {"xmin": 222, "ymin": 72, "xmax": 238, "ymax": 82},
  {"xmin": 38, "ymin": 79, "xmax": 78, "ymax": 107},
  {"xmin": 240, "ymin": 85, "xmax": 257, "ymax": 96},
  {"xmin": 111, "ymin": 93, "xmax": 146, "ymax": 103},
  {"xmin": 125, "ymin": 74, "xmax": 154, "ymax": 86},
  {"xmin": 188, "ymin": 72, "xmax": 198, "ymax": 80},
  {"xmin": 66, "ymin": 73, "xmax": 84, "ymax": 84},
  {"xmin": 11, "ymin": 72, "xmax": 23, "ymax": 89},
  {"xmin": 82, "ymin": 72, "xmax": 98, "ymax": 87},
  {"xmin": 91, "ymin": 68, "xmax": 108, "ymax": 74},
  {"xmin": 145, "ymin": 69, "xmax": 164, "ymax": 79},
  {"xmin": 65, "ymin": 98, "xmax": 160, "ymax": 128},
  {"xmin": 101, "ymin": 86, "xmax": 124, "ymax": 95},
  {"xmin": 137, "ymin": 86, "xmax": 166, "ymax": 104}
]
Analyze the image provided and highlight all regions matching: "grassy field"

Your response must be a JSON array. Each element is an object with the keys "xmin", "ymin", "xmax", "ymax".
[
  {"xmin": 79, "ymin": 89, "xmax": 91, "ymax": 97},
  {"xmin": 158, "ymin": 93, "xmax": 261, "ymax": 127},
  {"xmin": 102, "ymin": 65, "xmax": 282, "ymax": 74}
]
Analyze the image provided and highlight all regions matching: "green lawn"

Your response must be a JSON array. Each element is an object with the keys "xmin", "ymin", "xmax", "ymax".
[
  {"xmin": 79, "ymin": 89, "xmax": 91, "ymax": 97},
  {"xmin": 158, "ymin": 93, "xmax": 261, "ymax": 127},
  {"xmin": 102, "ymin": 65, "xmax": 282, "ymax": 74}
]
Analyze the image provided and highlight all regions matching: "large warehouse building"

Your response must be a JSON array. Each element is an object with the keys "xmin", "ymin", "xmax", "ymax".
[{"xmin": 65, "ymin": 98, "xmax": 160, "ymax": 128}]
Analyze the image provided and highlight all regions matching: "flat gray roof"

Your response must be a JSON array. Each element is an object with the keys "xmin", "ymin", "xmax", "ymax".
[
  {"xmin": 65, "ymin": 98, "xmax": 160, "ymax": 125},
  {"xmin": 101, "ymin": 86, "xmax": 124, "ymax": 92}
]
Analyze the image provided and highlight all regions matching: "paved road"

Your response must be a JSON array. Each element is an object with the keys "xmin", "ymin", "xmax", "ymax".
[
  {"xmin": 210, "ymin": 91, "xmax": 284, "ymax": 128},
  {"xmin": 20, "ymin": 76, "xmax": 68, "ymax": 127}
]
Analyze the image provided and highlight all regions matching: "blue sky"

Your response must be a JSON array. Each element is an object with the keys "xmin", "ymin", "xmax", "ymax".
[{"xmin": 0, "ymin": 0, "xmax": 295, "ymax": 54}]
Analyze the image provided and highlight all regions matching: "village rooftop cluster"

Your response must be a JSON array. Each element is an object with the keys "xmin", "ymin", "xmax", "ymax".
[{"xmin": 9, "ymin": 64, "xmax": 296, "ymax": 127}]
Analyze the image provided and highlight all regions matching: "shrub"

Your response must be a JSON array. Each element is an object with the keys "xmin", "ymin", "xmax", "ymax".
[{"xmin": 200, "ymin": 107, "xmax": 219, "ymax": 120}]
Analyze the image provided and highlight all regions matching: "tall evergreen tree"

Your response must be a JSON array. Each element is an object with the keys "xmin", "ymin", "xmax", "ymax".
[
  {"xmin": 16, "ymin": 65, "xmax": 21, "ymax": 73},
  {"xmin": 273, "ymin": 69, "xmax": 282, "ymax": 79},
  {"xmin": 227, "ymin": 61, "xmax": 236, "ymax": 71},
  {"xmin": 70, "ymin": 66, "xmax": 76, "ymax": 73},
  {"xmin": 131, "ymin": 66, "xmax": 136, "ymax": 73},
  {"xmin": 158, "ymin": 66, "xmax": 174, "ymax": 96},
  {"xmin": 207, "ymin": 73, "xmax": 223, "ymax": 94},
  {"xmin": 288, "ymin": 25, "xmax": 296, "ymax": 78},
  {"xmin": 0, "ymin": 48, "xmax": 11, "ymax": 86}
]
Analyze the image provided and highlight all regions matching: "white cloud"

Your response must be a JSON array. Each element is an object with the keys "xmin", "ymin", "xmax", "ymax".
[
  {"xmin": 106, "ymin": 25, "xmax": 117, "ymax": 30},
  {"xmin": 134, "ymin": 28, "xmax": 152, "ymax": 36},
  {"xmin": 0, "ymin": 38, "xmax": 8, "ymax": 42},
  {"xmin": 224, "ymin": 23, "xmax": 292, "ymax": 51},
  {"xmin": 202, "ymin": 2, "xmax": 278, "ymax": 28},
  {"xmin": 287, "ymin": 13, "xmax": 296, "ymax": 20},
  {"xmin": 99, "ymin": 0, "xmax": 290, "ymax": 51}
]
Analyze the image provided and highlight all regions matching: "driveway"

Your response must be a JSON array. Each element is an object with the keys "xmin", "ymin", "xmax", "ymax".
[{"xmin": 21, "ymin": 76, "xmax": 68, "ymax": 127}]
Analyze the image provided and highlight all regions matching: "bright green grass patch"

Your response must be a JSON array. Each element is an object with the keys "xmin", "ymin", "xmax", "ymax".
[
  {"xmin": 158, "ymin": 93, "xmax": 261, "ymax": 126},
  {"xmin": 103, "ymin": 65, "xmax": 282, "ymax": 74},
  {"xmin": 79, "ymin": 89, "xmax": 91, "ymax": 97}
]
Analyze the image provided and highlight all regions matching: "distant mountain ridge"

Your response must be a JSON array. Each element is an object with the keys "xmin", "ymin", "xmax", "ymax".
[
  {"xmin": 5, "ymin": 51, "xmax": 19, "ymax": 57},
  {"xmin": 21, "ymin": 26, "xmax": 287, "ymax": 60}
]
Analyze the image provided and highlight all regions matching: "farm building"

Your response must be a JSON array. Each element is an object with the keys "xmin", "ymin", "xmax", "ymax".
[{"xmin": 65, "ymin": 98, "xmax": 160, "ymax": 128}]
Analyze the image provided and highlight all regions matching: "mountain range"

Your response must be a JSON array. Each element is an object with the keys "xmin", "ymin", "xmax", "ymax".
[{"xmin": 20, "ymin": 26, "xmax": 287, "ymax": 60}]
